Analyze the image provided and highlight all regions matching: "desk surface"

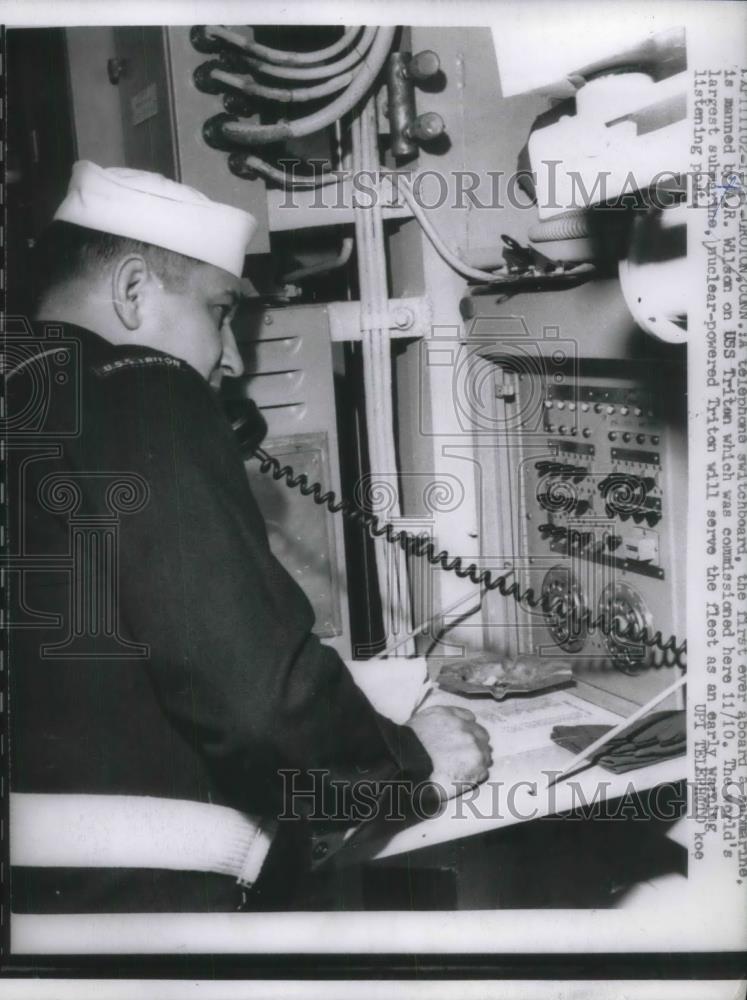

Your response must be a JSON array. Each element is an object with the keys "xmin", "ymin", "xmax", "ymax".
[{"xmin": 344, "ymin": 657, "xmax": 687, "ymax": 861}]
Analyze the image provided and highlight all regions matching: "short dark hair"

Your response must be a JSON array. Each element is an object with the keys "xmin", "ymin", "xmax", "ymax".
[{"xmin": 31, "ymin": 220, "xmax": 203, "ymax": 307}]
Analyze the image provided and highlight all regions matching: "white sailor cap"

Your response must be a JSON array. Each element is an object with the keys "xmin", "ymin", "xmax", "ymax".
[{"xmin": 53, "ymin": 160, "xmax": 257, "ymax": 278}]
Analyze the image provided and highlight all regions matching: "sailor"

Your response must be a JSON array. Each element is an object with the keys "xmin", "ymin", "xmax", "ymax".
[{"xmin": 7, "ymin": 161, "xmax": 492, "ymax": 914}]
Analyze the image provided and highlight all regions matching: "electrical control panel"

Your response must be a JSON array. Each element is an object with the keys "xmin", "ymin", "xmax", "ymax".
[
  {"xmin": 482, "ymin": 358, "xmax": 687, "ymax": 713},
  {"xmin": 536, "ymin": 379, "xmax": 667, "ymax": 584}
]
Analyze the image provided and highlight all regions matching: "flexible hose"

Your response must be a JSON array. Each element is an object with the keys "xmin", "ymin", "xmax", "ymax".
[
  {"xmin": 251, "ymin": 446, "xmax": 687, "ymax": 669},
  {"xmin": 228, "ymin": 153, "xmax": 345, "ymax": 187},
  {"xmin": 211, "ymin": 66, "xmax": 355, "ymax": 103},
  {"xmin": 209, "ymin": 27, "xmax": 395, "ymax": 146},
  {"xmin": 205, "ymin": 25, "xmax": 362, "ymax": 67},
  {"xmin": 227, "ymin": 27, "xmax": 378, "ymax": 82},
  {"xmin": 528, "ymin": 210, "xmax": 591, "ymax": 244}
]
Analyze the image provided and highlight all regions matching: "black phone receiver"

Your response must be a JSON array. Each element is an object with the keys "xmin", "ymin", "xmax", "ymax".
[{"xmin": 223, "ymin": 396, "xmax": 268, "ymax": 457}]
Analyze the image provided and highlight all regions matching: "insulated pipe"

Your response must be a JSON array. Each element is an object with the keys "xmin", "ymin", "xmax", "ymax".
[
  {"xmin": 228, "ymin": 153, "xmax": 345, "ymax": 187},
  {"xmin": 224, "ymin": 27, "xmax": 378, "ymax": 82},
  {"xmin": 210, "ymin": 65, "xmax": 355, "ymax": 103},
  {"xmin": 281, "ymin": 236, "xmax": 355, "ymax": 283},
  {"xmin": 203, "ymin": 27, "xmax": 396, "ymax": 147},
  {"xmin": 204, "ymin": 25, "xmax": 362, "ymax": 67}
]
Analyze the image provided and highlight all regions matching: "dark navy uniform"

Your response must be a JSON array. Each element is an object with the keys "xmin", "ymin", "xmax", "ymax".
[{"xmin": 7, "ymin": 321, "xmax": 431, "ymax": 913}]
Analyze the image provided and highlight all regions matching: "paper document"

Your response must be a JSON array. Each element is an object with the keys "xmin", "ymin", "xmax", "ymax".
[{"xmin": 423, "ymin": 687, "xmax": 624, "ymax": 756}]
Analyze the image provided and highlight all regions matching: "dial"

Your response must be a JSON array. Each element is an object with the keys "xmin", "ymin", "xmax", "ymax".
[
  {"xmin": 597, "ymin": 583, "xmax": 654, "ymax": 673},
  {"xmin": 541, "ymin": 566, "xmax": 588, "ymax": 653}
]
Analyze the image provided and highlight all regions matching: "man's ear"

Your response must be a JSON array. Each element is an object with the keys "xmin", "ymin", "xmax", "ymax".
[{"xmin": 111, "ymin": 254, "xmax": 149, "ymax": 331}]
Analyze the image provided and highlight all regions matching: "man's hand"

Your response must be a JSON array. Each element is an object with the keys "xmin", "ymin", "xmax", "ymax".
[{"xmin": 405, "ymin": 705, "xmax": 492, "ymax": 802}]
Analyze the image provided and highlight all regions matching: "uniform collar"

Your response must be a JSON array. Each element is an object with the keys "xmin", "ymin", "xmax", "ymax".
[{"xmin": 30, "ymin": 318, "xmax": 184, "ymax": 371}]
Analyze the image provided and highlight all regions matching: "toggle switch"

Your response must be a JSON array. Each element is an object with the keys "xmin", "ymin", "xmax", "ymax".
[{"xmin": 622, "ymin": 534, "xmax": 658, "ymax": 563}]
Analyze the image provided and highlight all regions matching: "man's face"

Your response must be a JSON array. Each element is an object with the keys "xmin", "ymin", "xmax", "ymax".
[{"xmin": 141, "ymin": 261, "xmax": 245, "ymax": 389}]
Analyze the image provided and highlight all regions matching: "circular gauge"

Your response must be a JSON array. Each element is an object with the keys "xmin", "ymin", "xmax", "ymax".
[
  {"xmin": 598, "ymin": 582, "xmax": 654, "ymax": 673},
  {"xmin": 541, "ymin": 566, "xmax": 588, "ymax": 653}
]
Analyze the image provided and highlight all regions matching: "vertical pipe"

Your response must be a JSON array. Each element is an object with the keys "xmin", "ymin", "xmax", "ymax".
[{"xmin": 352, "ymin": 100, "xmax": 414, "ymax": 653}]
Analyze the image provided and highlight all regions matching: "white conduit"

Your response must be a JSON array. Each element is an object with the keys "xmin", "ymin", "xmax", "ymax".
[{"xmin": 352, "ymin": 100, "xmax": 414, "ymax": 654}]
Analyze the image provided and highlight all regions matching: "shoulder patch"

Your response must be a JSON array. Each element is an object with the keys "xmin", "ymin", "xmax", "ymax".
[{"xmin": 91, "ymin": 355, "xmax": 184, "ymax": 378}]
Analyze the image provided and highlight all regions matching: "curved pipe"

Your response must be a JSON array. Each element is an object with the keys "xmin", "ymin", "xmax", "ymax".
[
  {"xmin": 205, "ymin": 25, "xmax": 362, "ymax": 67},
  {"xmin": 206, "ymin": 27, "xmax": 396, "ymax": 147},
  {"xmin": 227, "ymin": 26, "xmax": 378, "ymax": 82},
  {"xmin": 229, "ymin": 153, "xmax": 345, "ymax": 187},
  {"xmin": 282, "ymin": 236, "xmax": 354, "ymax": 283},
  {"xmin": 211, "ymin": 66, "xmax": 354, "ymax": 103}
]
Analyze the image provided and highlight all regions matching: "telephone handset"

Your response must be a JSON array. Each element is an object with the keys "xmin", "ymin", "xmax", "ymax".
[
  {"xmin": 224, "ymin": 396, "xmax": 268, "ymax": 456},
  {"xmin": 223, "ymin": 397, "xmax": 686, "ymax": 668}
]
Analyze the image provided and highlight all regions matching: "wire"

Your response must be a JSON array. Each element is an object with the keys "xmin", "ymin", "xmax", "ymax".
[
  {"xmin": 211, "ymin": 27, "xmax": 396, "ymax": 146},
  {"xmin": 251, "ymin": 446, "xmax": 687, "ymax": 669},
  {"xmin": 225, "ymin": 27, "xmax": 378, "ymax": 82},
  {"xmin": 375, "ymin": 592, "xmax": 483, "ymax": 660},
  {"xmin": 205, "ymin": 25, "xmax": 362, "ymax": 67},
  {"xmin": 395, "ymin": 177, "xmax": 509, "ymax": 282},
  {"xmin": 395, "ymin": 176, "xmax": 596, "ymax": 288}
]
